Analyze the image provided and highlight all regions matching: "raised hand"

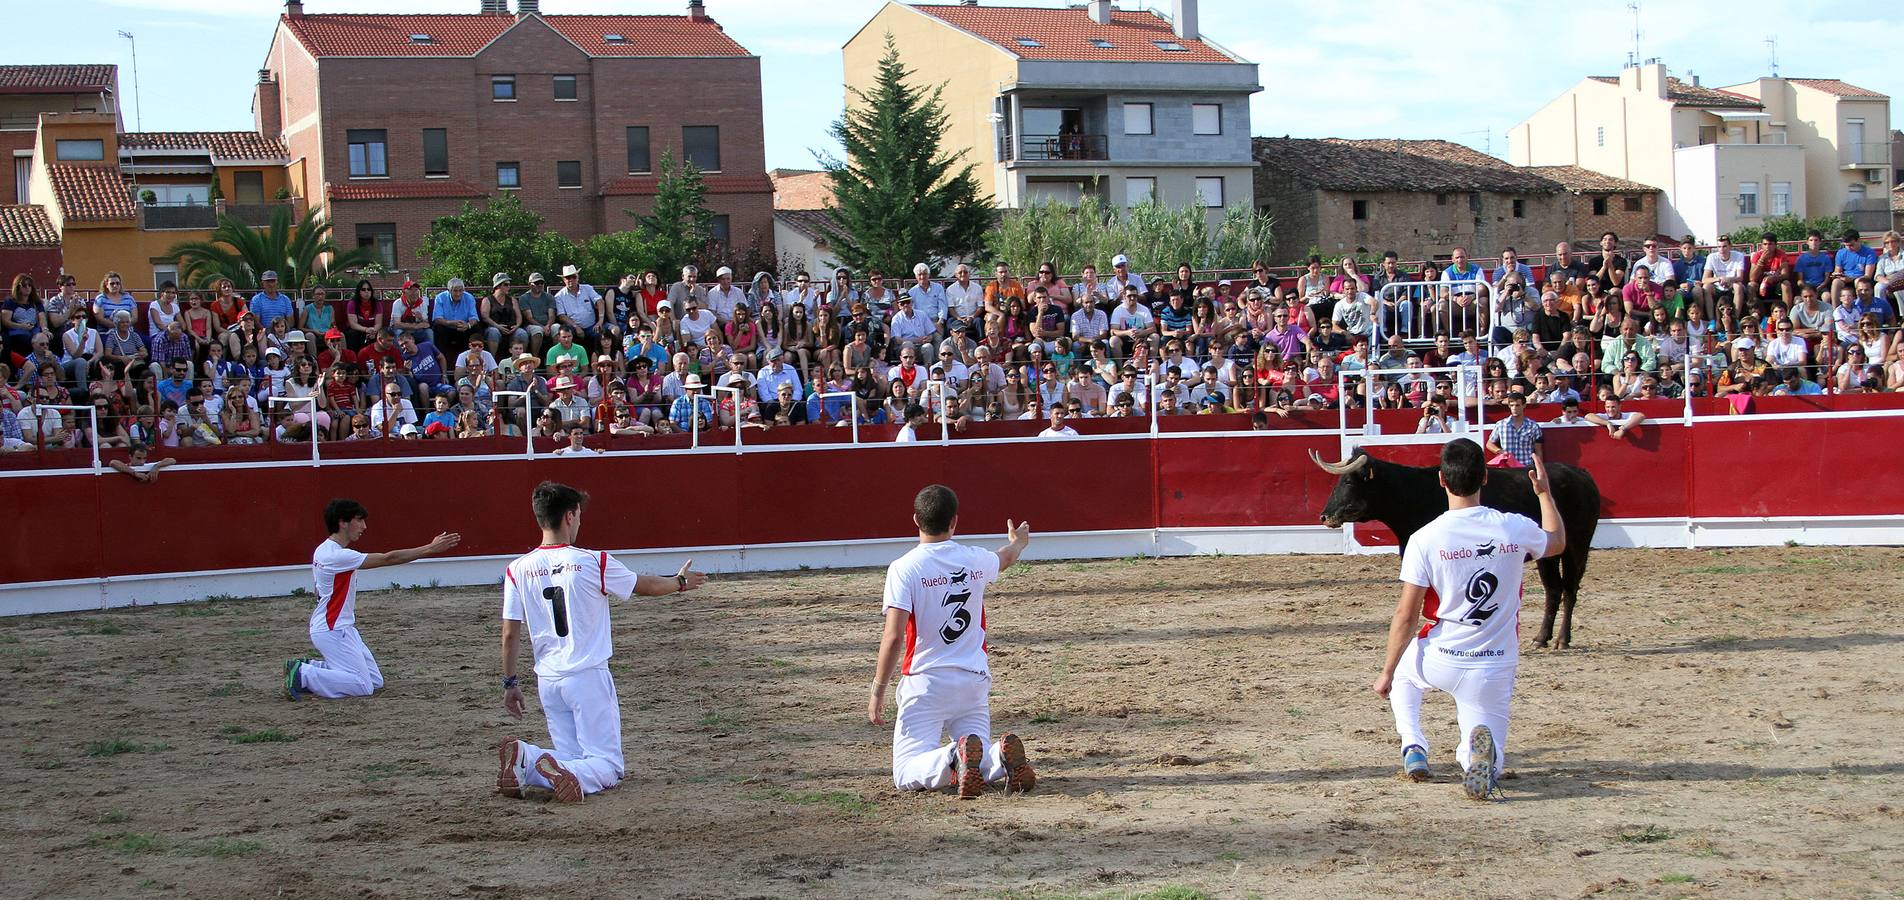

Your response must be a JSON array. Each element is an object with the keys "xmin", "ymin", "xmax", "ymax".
[
  {"xmin": 430, "ymin": 532, "xmax": 462, "ymax": 554},
  {"xmin": 676, "ymin": 558, "xmax": 708, "ymax": 592}
]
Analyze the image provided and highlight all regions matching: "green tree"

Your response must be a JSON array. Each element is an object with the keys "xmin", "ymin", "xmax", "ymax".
[
  {"xmin": 1726, "ymin": 214, "xmax": 1854, "ymax": 248},
  {"xmin": 165, "ymin": 206, "xmax": 373, "ymax": 291},
  {"xmin": 817, "ymin": 34, "xmax": 993, "ymax": 275},
  {"xmin": 985, "ymin": 196, "xmax": 1275, "ymax": 276},
  {"xmin": 628, "ymin": 150, "xmax": 714, "ymax": 275},
  {"xmin": 417, "ymin": 193, "xmax": 578, "ymax": 286}
]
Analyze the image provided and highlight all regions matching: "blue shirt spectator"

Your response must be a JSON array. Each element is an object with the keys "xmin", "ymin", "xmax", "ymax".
[
  {"xmin": 1793, "ymin": 250, "xmax": 1833, "ymax": 287},
  {"xmin": 1836, "ymin": 242, "xmax": 1879, "ymax": 280},
  {"xmin": 1674, "ymin": 253, "xmax": 1707, "ymax": 285},
  {"xmin": 432, "ymin": 288, "xmax": 479, "ymax": 325},
  {"xmin": 250, "ymin": 289, "xmax": 295, "ymax": 330},
  {"xmin": 670, "ymin": 393, "xmax": 713, "ymax": 431},
  {"xmin": 906, "ymin": 280, "xmax": 948, "ymax": 324}
]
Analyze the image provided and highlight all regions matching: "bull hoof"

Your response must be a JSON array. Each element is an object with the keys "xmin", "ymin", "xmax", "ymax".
[
  {"xmin": 1556, "ymin": 641, "xmax": 1572, "ymax": 650},
  {"xmin": 1533, "ymin": 640, "xmax": 1550, "ymax": 650}
]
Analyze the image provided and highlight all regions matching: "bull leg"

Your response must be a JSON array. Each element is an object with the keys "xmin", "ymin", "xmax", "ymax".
[
  {"xmin": 1534, "ymin": 558, "xmax": 1562, "ymax": 649},
  {"xmin": 1559, "ymin": 586, "xmax": 1578, "ymax": 650},
  {"xmin": 1557, "ymin": 551, "xmax": 1586, "ymax": 650}
]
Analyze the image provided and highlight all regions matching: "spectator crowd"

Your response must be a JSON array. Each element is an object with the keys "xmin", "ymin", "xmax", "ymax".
[{"xmin": 3, "ymin": 228, "xmax": 1901, "ymax": 458}]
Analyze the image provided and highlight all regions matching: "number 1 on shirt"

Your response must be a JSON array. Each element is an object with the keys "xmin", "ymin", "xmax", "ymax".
[{"xmin": 543, "ymin": 585, "xmax": 570, "ymax": 638}]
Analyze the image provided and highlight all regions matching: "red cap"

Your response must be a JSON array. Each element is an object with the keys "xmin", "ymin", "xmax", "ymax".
[
  {"xmin": 424, "ymin": 421, "xmax": 453, "ymax": 436},
  {"xmin": 402, "ymin": 280, "xmax": 420, "ymax": 290},
  {"xmin": 324, "ymin": 328, "xmax": 345, "ymax": 340}
]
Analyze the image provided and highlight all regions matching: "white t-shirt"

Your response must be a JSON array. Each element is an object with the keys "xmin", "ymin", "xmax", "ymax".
[
  {"xmin": 882, "ymin": 540, "xmax": 1000, "ymax": 676},
  {"xmin": 1399, "ymin": 505, "xmax": 1548, "ymax": 670},
  {"xmin": 1038, "ymin": 425, "xmax": 1080, "ymax": 437},
  {"xmin": 309, "ymin": 539, "xmax": 369, "ymax": 632},
  {"xmin": 1110, "ymin": 305, "xmax": 1152, "ymax": 331},
  {"xmin": 502, "ymin": 545, "xmax": 638, "ymax": 678},
  {"xmin": 553, "ymin": 445, "xmax": 602, "ymax": 456},
  {"xmin": 894, "ymin": 423, "xmax": 919, "ymax": 443}
]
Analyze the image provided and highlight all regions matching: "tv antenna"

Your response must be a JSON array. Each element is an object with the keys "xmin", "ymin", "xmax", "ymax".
[
  {"xmin": 1764, "ymin": 36, "xmax": 1779, "ymax": 77},
  {"xmin": 1458, "ymin": 129, "xmax": 1493, "ymax": 157},
  {"xmin": 1625, "ymin": 1, "xmax": 1642, "ymax": 68}
]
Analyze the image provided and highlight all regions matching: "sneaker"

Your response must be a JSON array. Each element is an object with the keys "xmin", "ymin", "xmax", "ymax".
[
  {"xmin": 999, "ymin": 733, "xmax": 1036, "ymax": 794},
  {"xmin": 496, "ymin": 739, "xmax": 529, "ymax": 798},
  {"xmin": 1400, "ymin": 744, "xmax": 1431, "ymax": 782},
  {"xmin": 535, "ymin": 753, "xmax": 584, "ymax": 804},
  {"xmin": 955, "ymin": 735, "xmax": 985, "ymax": 800},
  {"xmin": 283, "ymin": 659, "xmax": 303, "ymax": 701},
  {"xmin": 1462, "ymin": 726, "xmax": 1501, "ymax": 801}
]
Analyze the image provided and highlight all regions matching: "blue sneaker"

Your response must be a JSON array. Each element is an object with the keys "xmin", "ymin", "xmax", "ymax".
[
  {"xmin": 1463, "ymin": 726, "xmax": 1501, "ymax": 801},
  {"xmin": 1401, "ymin": 744, "xmax": 1431, "ymax": 782},
  {"xmin": 283, "ymin": 658, "xmax": 304, "ymax": 701}
]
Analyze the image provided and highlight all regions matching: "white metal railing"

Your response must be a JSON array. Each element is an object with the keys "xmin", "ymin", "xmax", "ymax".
[
  {"xmin": 266, "ymin": 396, "xmax": 319, "ymax": 467},
  {"xmin": 815, "ymin": 390, "xmax": 859, "ymax": 444},
  {"xmin": 709, "ymin": 384, "xmax": 744, "ymax": 452},
  {"xmin": 1335, "ymin": 363, "xmax": 1481, "ymax": 442},
  {"xmin": 29, "ymin": 404, "xmax": 102, "ymax": 473},
  {"xmin": 491, "ymin": 389, "xmax": 533, "ymax": 457}
]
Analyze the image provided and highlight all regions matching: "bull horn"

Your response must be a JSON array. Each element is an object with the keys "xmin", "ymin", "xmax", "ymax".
[{"xmin": 1308, "ymin": 449, "xmax": 1371, "ymax": 476}]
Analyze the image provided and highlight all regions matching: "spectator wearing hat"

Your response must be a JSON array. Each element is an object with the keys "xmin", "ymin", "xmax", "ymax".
[
  {"xmin": 1106, "ymin": 254, "xmax": 1145, "ymax": 296},
  {"xmin": 317, "ymin": 328, "xmax": 355, "ymax": 371},
  {"xmin": 547, "ymin": 375, "xmax": 593, "ymax": 430},
  {"xmin": 553, "ymin": 264, "xmax": 604, "ymax": 340},
  {"xmin": 498, "ymin": 353, "xmax": 549, "ymax": 434},
  {"xmin": 670, "ymin": 373, "xmax": 713, "ymax": 432},
  {"xmin": 513, "ymin": 273, "xmax": 556, "ymax": 357},
  {"xmin": 706, "ymin": 267, "xmax": 746, "ymax": 324},
  {"xmin": 431, "ymin": 278, "xmax": 481, "ymax": 352},
  {"xmin": 482, "ymin": 273, "xmax": 529, "ymax": 353},
  {"xmin": 889, "ymin": 291, "xmax": 938, "ymax": 363},
  {"xmin": 249, "ymin": 271, "xmax": 295, "ymax": 331}
]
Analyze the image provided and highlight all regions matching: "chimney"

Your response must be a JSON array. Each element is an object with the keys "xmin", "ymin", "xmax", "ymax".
[
  {"xmin": 516, "ymin": 0, "xmax": 539, "ymax": 14},
  {"xmin": 253, "ymin": 69, "xmax": 281, "ymax": 138},
  {"xmin": 688, "ymin": 0, "xmax": 708, "ymax": 21},
  {"xmin": 480, "ymin": 0, "xmax": 505, "ymax": 13},
  {"xmin": 1172, "ymin": 0, "xmax": 1197, "ymax": 40},
  {"xmin": 285, "ymin": 0, "xmax": 302, "ymax": 18},
  {"xmin": 1088, "ymin": 0, "xmax": 1111, "ymax": 25}
]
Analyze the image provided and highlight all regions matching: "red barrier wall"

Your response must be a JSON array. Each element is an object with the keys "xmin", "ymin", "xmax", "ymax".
[{"xmin": 6, "ymin": 411, "xmax": 1904, "ymax": 587}]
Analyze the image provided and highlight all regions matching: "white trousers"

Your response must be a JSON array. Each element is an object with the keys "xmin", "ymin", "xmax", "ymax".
[
  {"xmin": 1389, "ymin": 641, "xmax": 1514, "ymax": 772},
  {"xmin": 300, "ymin": 625, "xmax": 385, "ymax": 699},
  {"xmin": 520, "ymin": 665, "xmax": 624, "ymax": 796},
  {"xmin": 892, "ymin": 668, "xmax": 1008, "ymax": 790}
]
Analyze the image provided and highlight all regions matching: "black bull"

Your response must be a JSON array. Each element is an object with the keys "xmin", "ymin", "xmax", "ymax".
[{"xmin": 1310, "ymin": 449, "xmax": 1601, "ymax": 649}]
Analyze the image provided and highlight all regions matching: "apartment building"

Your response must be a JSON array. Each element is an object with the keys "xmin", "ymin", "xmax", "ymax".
[
  {"xmin": 1716, "ymin": 77, "xmax": 1893, "ymax": 233},
  {"xmin": 0, "ymin": 64, "xmax": 120, "ymax": 205},
  {"xmin": 844, "ymin": 0, "xmax": 1258, "ymax": 225},
  {"xmin": 259, "ymin": 0, "xmax": 773, "ymax": 275}
]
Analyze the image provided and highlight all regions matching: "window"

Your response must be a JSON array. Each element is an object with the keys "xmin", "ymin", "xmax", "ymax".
[
  {"xmin": 346, "ymin": 129, "xmax": 387, "ymax": 177},
  {"xmin": 1596, "ymin": 126, "xmax": 1605, "ymax": 148},
  {"xmin": 14, "ymin": 156, "xmax": 29, "ymax": 204},
  {"xmin": 553, "ymin": 75, "xmax": 577, "ymax": 101},
  {"xmin": 626, "ymin": 126, "xmax": 651, "ymax": 173},
  {"xmin": 603, "ymin": 33, "xmax": 626, "ymax": 43},
  {"xmin": 1014, "ymin": 38, "xmax": 1043, "ymax": 47},
  {"xmin": 233, "ymin": 171, "xmax": 265, "ymax": 204},
  {"xmin": 1737, "ymin": 181, "xmax": 1759, "ymax": 216},
  {"xmin": 356, "ymin": 223, "xmax": 397, "ymax": 270},
  {"xmin": 496, "ymin": 161, "xmax": 520, "ymax": 189},
  {"xmin": 711, "ymin": 214, "xmax": 731, "ymax": 246},
  {"xmin": 1153, "ymin": 40, "xmax": 1186, "ymax": 51},
  {"xmin": 1125, "ymin": 176, "xmax": 1156, "ymax": 207},
  {"xmin": 1847, "ymin": 184, "xmax": 1866, "ymax": 202},
  {"xmin": 1122, "ymin": 102, "xmax": 1153, "ymax": 136},
  {"xmin": 556, "ymin": 160, "xmax": 582, "ymax": 189},
  {"xmin": 422, "ymin": 128, "xmax": 448, "ymax": 177},
  {"xmin": 1191, "ymin": 103, "xmax": 1221, "ymax": 136},
  {"xmin": 1089, "ymin": 39, "xmax": 1114, "ymax": 49},
  {"xmin": 1512, "ymin": 198, "xmax": 1525, "ymax": 218},
  {"xmin": 408, "ymin": 34, "xmax": 432, "ymax": 44},
  {"xmin": 491, "ymin": 75, "xmax": 516, "ymax": 101},
  {"xmin": 1351, "ymin": 199, "xmax": 1368, "ymax": 220},
  {"xmin": 1770, "ymin": 182, "xmax": 1791, "ymax": 215},
  {"xmin": 683, "ymin": 125, "xmax": 721, "ymax": 172},
  {"xmin": 1435, "ymin": 193, "xmax": 1447, "ymax": 206},
  {"xmin": 151, "ymin": 265, "xmax": 179, "ymax": 292},
  {"xmin": 1591, "ymin": 197, "xmax": 1607, "ymax": 216},
  {"xmin": 1194, "ymin": 176, "xmax": 1224, "ymax": 208},
  {"xmin": 1623, "ymin": 195, "xmax": 1643, "ymax": 212},
  {"xmin": 54, "ymin": 139, "xmax": 104, "ymax": 162}
]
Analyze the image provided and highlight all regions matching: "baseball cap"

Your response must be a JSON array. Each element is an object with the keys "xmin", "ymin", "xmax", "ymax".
[
  {"xmin": 399, "ymin": 423, "xmax": 420, "ymax": 437},
  {"xmin": 425, "ymin": 421, "xmax": 453, "ymax": 436},
  {"xmin": 492, "ymin": 272, "xmax": 512, "ymax": 288},
  {"xmin": 260, "ymin": 270, "xmax": 279, "ymax": 281},
  {"xmin": 1218, "ymin": 279, "xmax": 1232, "ymax": 286},
  {"xmin": 402, "ymin": 279, "xmax": 420, "ymax": 290},
  {"xmin": 528, "ymin": 272, "xmax": 546, "ymax": 284},
  {"xmin": 1112, "ymin": 254, "xmax": 1129, "ymax": 267},
  {"xmin": 324, "ymin": 328, "xmax": 344, "ymax": 340},
  {"xmin": 265, "ymin": 346, "xmax": 284, "ymax": 358}
]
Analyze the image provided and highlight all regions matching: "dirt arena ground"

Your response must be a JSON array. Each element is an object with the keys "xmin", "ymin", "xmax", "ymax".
[{"xmin": 2, "ymin": 546, "xmax": 1901, "ymax": 899}]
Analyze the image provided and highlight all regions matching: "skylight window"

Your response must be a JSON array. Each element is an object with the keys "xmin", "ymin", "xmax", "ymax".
[
  {"xmin": 1090, "ymin": 39, "xmax": 1115, "ymax": 49},
  {"xmin": 409, "ymin": 34, "xmax": 433, "ymax": 43},
  {"xmin": 603, "ymin": 33, "xmax": 627, "ymax": 43},
  {"xmin": 1015, "ymin": 37, "xmax": 1043, "ymax": 47},
  {"xmin": 1153, "ymin": 40, "xmax": 1187, "ymax": 51}
]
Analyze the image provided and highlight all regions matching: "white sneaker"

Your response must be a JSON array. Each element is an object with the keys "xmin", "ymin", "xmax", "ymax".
[
  {"xmin": 496, "ymin": 738, "xmax": 530, "ymax": 798},
  {"xmin": 1462, "ymin": 725, "xmax": 1501, "ymax": 801}
]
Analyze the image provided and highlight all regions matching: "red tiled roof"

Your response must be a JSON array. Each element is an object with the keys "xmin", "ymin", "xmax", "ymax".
[
  {"xmin": 1588, "ymin": 74, "xmax": 1762, "ymax": 109},
  {"xmin": 0, "ymin": 205, "xmax": 59, "ymax": 247},
  {"xmin": 1523, "ymin": 165, "xmax": 1658, "ymax": 194},
  {"xmin": 600, "ymin": 173, "xmax": 773, "ymax": 197},
  {"xmin": 327, "ymin": 180, "xmax": 487, "ymax": 202},
  {"xmin": 119, "ymin": 131, "xmax": 288, "ymax": 161},
  {"xmin": 0, "ymin": 64, "xmax": 115, "ymax": 94},
  {"xmin": 770, "ymin": 170, "xmax": 833, "ymax": 210},
  {"xmin": 47, "ymin": 165, "xmax": 135, "ymax": 222},
  {"xmin": 909, "ymin": 4, "xmax": 1235, "ymax": 63},
  {"xmin": 281, "ymin": 13, "xmax": 750, "ymax": 58},
  {"xmin": 1788, "ymin": 78, "xmax": 1888, "ymax": 100}
]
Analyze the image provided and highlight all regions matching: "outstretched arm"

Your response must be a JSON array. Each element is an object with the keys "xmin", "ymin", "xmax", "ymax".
[
  {"xmin": 1527, "ymin": 457, "xmax": 1567, "ymax": 559},
  {"xmin": 994, "ymin": 519, "xmax": 1032, "ymax": 570},
  {"xmin": 361, "ymin": 531, "xmax": 461, "ymax": 569},
  {"xmin": 867, "ymin": 606, "xmax": 908, "ymax": 726},
  {"xmin": 634, "ymin": 558, "xmax": 707, "ymax": 597}
]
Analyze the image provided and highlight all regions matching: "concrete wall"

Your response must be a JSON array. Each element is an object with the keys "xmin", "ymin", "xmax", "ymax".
[
  {"xmin": 1671, "ymin": 143, "xmax": 1807, "ymax": 243},
  {"xmin": 1102, "ymin": 91, "xmax": 1252, "ymax": 166},
  {"xmin": 1511, "ymin": 66, "xmax": 1686, "ymax": 236},
  {"xmin": 1561, "ymin": 192, "xmax": 1659, "ymax": 245},
  {"xmin": 1309, "ymin": 189, "xmax": 1566, "ymax": 262}
]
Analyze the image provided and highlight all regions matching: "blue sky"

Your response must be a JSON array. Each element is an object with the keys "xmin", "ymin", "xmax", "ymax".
[{"xmin": 7, "ymin": 0, "xmax": 1897, "ymax": 169}]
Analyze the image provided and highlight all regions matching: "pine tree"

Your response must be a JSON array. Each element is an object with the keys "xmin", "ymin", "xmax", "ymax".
[
  {"xmin": 817, "ymin": 35, "xmax": 993, "ymax": 275},
  {"xmin": 632, "ymin": 150, "xmax": 715, "ymax": 274}
]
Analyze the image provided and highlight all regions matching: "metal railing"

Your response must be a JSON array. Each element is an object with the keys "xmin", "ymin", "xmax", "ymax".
[
  {"xmin": 1013, "ymin": 133, "xmax": 1109, "ymax": 162},
  {"xmin": 137, "ymin": 202, "xmax": 218, "ymax": 230},
  {"xmin": 709, "ymin": 384, "xmax": 744, "ymax": 452},
  {"xmin": 1839, "ymin": 142, "xmax": 1891, "ymax": 168},
  {"xmin": 266, "ymin": 396, "xmax": 320, "ymax": 466},
  {"xmin": 222, "ymin": 198, "xmax": 305, "ymax": 227}
]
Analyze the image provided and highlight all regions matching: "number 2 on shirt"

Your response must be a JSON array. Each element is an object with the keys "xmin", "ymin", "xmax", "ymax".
[
  {"xmin": 543, "ymin": 586, "xmax": 570, "ymax": 638},
  {"xmin": 1455, "ymin": 571, "xmax": 1500, "ymax": 625},
  {"xmin": 940, "ymin": 590, "xmax": 972, "ymax": 643}
]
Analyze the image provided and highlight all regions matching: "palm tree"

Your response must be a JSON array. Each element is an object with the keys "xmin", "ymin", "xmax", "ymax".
[{"xmin": 165, "ymin": 206, "xmax": 376, "ymax": 291}]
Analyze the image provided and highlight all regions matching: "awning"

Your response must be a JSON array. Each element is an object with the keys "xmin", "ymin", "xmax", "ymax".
[{"xmin": 1710, "ymin": 109, "xmax": 1771, "ymax": 121}]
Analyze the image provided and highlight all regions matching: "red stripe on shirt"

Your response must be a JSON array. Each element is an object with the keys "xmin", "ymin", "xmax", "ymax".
[
  {"xmin": 599, "ymin": 551, "xmax": 608, "ymax": 594},
  {"xmin": 899, "ymin": 613, "xmax": 917, "ymax": 676},
  {"xmin": 324, "ymin": 569, "xmax": 353, "ymax": 630},
  {"xmin": 980, "ymin": 606, "xmax": 988, "ymax": 654},
  {"xmin": 1417, "ymin": 587, "xmax": 1439, "ymax": 640}
]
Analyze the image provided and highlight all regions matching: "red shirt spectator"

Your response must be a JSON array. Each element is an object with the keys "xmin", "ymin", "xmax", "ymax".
[{"xmin": 317, "ymin": 329, "xmax": 356, "ymax": 370}]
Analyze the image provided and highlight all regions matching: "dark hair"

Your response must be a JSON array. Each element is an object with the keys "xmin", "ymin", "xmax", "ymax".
[
  {"xmin": 913, "ymin": 484, "xmax": 958, "ymax": 535},
  {"xmin": 1843, "ymin": 229, "xmax": 1862, "ymax": 243},
  {"xmin": 905, "ymin": 402, "xmax": 927, "ymax": 423},
  {"xmin": 1806, "ymin": 230, "xmax": 1824, "ymax": 241},
  {"xmin": 532, "ymin": 481, "xmax": 588, "ymax": 531},
  {"xmin": 324, "ymin": 498, "xmax": 369, "ymax": 533},
  {"xmin": 1439, "ymin": 438, "xmax": 1486, "ymax": 497}
]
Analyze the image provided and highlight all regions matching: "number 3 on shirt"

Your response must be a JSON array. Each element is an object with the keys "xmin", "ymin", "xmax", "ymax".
[
  {"xmin": 542, "ymin": 586, "xmax": 570, "ymax": 637},
  {"xmin": 940, "ymin": 590, "xmax": 972, "ymax": 643}
]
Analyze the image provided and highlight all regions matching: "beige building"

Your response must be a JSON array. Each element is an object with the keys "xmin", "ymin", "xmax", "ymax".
[
  {"xmin": 1716, "ymin": 77, "xmax": 1892, "ymax": 233},
  {"xmin": 1510, "ymin": 63, "xmax": 1827, "ymax": 243},
  {"xmin": 843, "ymin": 0, "xmax": 1258, "ymax": 226}
]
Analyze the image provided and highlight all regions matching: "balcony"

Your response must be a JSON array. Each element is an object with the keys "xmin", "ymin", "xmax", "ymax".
[
  {"xmin": 222, "ymin": 198, "xmax": 305, "ymax": 227},
  {"xmin": 138, "ymin": 202, "xmax": 216, "ymax": 231},
  {"xmin": 1005, "ymin": 133, "xmax": 1110, "ymax": 163},
  {"xmin": 1839, "ymin": 142, "xmax": 1891, "ymax": 169},
  {"xmin": 1843, "ymin": 197, "xmax": 1892, "ymax": 233}
]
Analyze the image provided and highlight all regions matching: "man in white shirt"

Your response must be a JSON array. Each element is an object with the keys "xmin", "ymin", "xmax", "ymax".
[
  {"xmin": 755, "ymin": 351, "xmax": 803, "ymax": 403},
  {"xmin": 944, "ymin": 264, "xmax": 984, "ymax": 336},
  {"xmin": 889, "ymin": 294, "xmax": 939, "ymax": 363},
  {"xmin": 906, "ymin": 263, "xmax": 948, "ymax": 327},
  {"xmin": 1633, "ymin": 239, "xmax": 1674, "ymax": 287},
  {"xmin": 705, "ymin": 266, "xmax": 747, "ymax": 323},
  {"xmin": 678, "ymin": 299, "xmax": 718, "ymax": 347},
  {"xmin": 284, "ymin": 499, "xmax": 460, "ymax": 701},
  {"xmin": 893, "ymin": 403, "xmax": 929, "ymax": 442},
  {"xmin": 1701, "ymin": 235, "xmax": 1749, "ymax": 316},
  {"xmin": 1763, "ymin": 319, "xmax": 1809, "ymax": 368},
  {"xmin": 553, "ymin": 265, "xmax": 603, "ymax": 340},
  {"xmin": 1037, "ymin": 406, "xmax": 1079, "ymax": 437},
  {"xmin": 1070, "ymin": 293, "xmax": 1110, "ymax": 344},
  {"xmin": 551, "ymin": 426, "xmax": 601, "ymax": 456},
  {"xmin": 1108, "ymin": 290, "xmax": 1155, "ymax": 360},
  {"xmin": 1106, "ymin": 254, "xmax": 1145, "ymax": 295},
  {"xmin": 868, "ymin": 485, "xmax": 1036, "ymax": 797},
  {"xmin": 1371, "ymin": 440, "xmax": 1564, "ymax": 798},
  {"xmin": 498, "ymin": 482, "xmax": 707, "ymax": 802}
]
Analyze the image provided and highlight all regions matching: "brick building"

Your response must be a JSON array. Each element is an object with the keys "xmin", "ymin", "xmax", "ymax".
[
  {"xmin": 259, "ymin": 0, "xmax": 773, "ymax": 278},
  {"xmin": 0, "ymin": 64, "xmax": 120, "ymax": 205},
  {"xmin": 1254, "ymin": 137, "xmax": 1661, "ymax": 263}
]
